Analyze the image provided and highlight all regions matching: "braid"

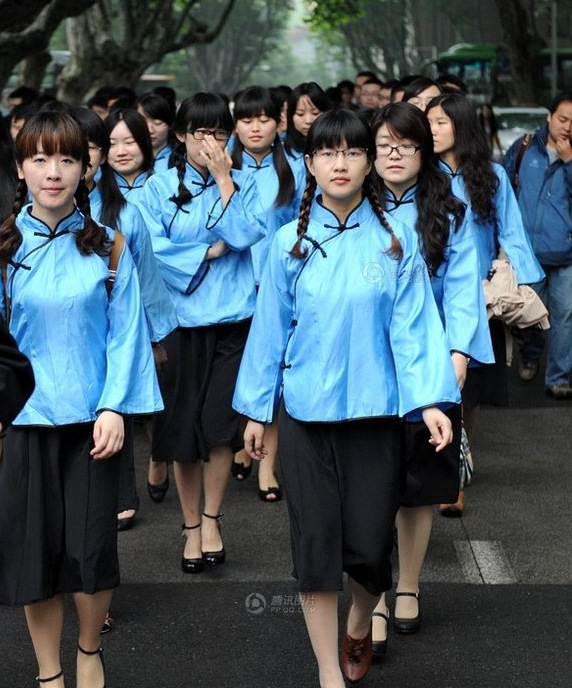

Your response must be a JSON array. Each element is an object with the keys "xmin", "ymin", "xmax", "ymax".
[
  {"xmin": 290, "ymin": 175, "xmax": 316, "ymax": 259},
  {"xmin": 364, "ymin": 175, "xmax": 402, "ymax": 260},
  {"xmin": 74, "ymin": 179, "xmax": 111, "ymax": 257},
  {"xmin": 0, "ymin": 179, "xmax": 28, "ymax": 262},
  {"xmin": 169, "ymin": 142, "xmax": 192, "ymax": 208},
  {"xmin": 272, "ymin": 133, "xmax": 296, "ymax": 208}
]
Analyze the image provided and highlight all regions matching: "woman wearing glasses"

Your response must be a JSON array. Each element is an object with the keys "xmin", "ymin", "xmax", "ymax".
[
  {"xmin": 233, "ymin": 109, "xmax": 459, "ymax": 688},
  {"xmin": 369, "ymin": 102, "xmax": 493, "ymax": 649},
  {"xmin": 137, "ymin": 92, "xmax": 265, "ymax": 574}
]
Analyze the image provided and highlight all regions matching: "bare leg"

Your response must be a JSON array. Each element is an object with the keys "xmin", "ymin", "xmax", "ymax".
[
  {"xmin": 202, "ymin": 445, "xmax": 233, "ymax": 551},
  {"xmin": 395, "ymin": 505, "xmax": 433, "ymax": 618},
  {"xmin": 257, "ymin": 420, "xmax": 281, "ymax": 499},
  {"xmin": 148, "ymin": 457, "xmax": 168, "ymax": 486},
  {"xmin": 301, "ymin": 591, "xmax": 345, "ymax": 688},
  {"xmin": 347, "ymin": 576, "xmax": 380, "ymax": 638},
  {"xmin": 74, "ymin": 590, "xmax": 112, "ymax": 688},
  {"xmin": 371, "ymin": 591, "xmax": 389, "ymax": 643},
  {"xmin": 174, "ymin": 461, "xmax": 203, "ymax": 559},
  {"xmin": 232, "ymin": 448, "xmax": 252, "ymax": 479},
  {"xmin": 24, "ymin": 595, "xmax": 65, "ymax": 687}
]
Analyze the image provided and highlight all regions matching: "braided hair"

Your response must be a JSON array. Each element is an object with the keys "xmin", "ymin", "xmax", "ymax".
[
  {"xmin": 290, "ymin": 108, "xmax": 402, "ymax": 260},
  {"xmin": 0, "ymin": 111, "xmax": 110, "ymax": 262}
]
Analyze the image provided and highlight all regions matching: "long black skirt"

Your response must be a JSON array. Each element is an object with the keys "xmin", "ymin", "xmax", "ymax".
[
  {"xmin": 152, "ymin": 320, "xmax": 250, "ymax": 464},
  {"xmin": 278, "ymin": 404, "xmax": 404, "ymax": 597},
  {"xmin": 462, "ymin": 319, "xmax": 508, "ymax": 408},
  {"xmin": 0, "ymin": 423, "xmax": 121, "ymax": 606}
]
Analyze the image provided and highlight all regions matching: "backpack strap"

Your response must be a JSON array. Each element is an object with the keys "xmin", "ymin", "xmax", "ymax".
[
  {"xmin": 512, "ymin": 133, "xmax": 532, "ymax": 192},
  {"xmin": 105, "ymin": 231, "xmax": 126, "ymax": 297}
]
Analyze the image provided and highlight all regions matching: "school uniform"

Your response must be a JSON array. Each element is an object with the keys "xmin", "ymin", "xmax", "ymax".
[
  {"xmin": 137, "ymin": 162, "xmax": 265, "ymax": 463},
  {"xmin": 153, "ymin": 144, "xmax": 174, "ymax": 174},
  {"xmin": 439, "ymin": 160, "xmax": 545, "ymax": 406},
  {"xmin": 0, "ymin": 206, "xmax": 162, "ymax": 606},
  {"xmin": 385, "ymin": 186, "xmax": 494, "ymax": 505},
  {"xmin": 233, "ymin": 196, "xmax": 460, "ymax": 595},
  {"xmin": 0, "ymin": 314, "xmax": 35, "ymax": 429},
  {"xmin": 113, "ymin": 169, "xmax": 151, "ymax": 205}
]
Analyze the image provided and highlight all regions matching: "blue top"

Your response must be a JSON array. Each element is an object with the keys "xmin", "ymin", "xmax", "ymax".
[
  {"xmin": 89, "ymin": 185, "xmax": 178, "ymax": 342},
  {"xmin": 136, "ymin": 162, "xmax": 266, "ymax": 327},
  {"xmin": 384, "ymin": 186, "xmax": 494, "ymax": 366},
  {"xmin": 239, "ymin": 150, "xmax": 306, "ymax": 282},
  {"xmin": 502, "ymin": 124, "xmax": 572, "ymax": 267},
  {"xmin": 438, "ymin": 160, "xmax": 544, "ymax": 284},
  {"xmin": 153, "ymin": 144, "xmax": 174, "ymax": 174},
  {"xmin": 233, "ymin": 196, "xmax": 461, "ymax": 423},
  {"xmin": 2, "ymin": 206, "xmax": 163, "ymax": 426},
  {"xmin": 113, "ymin": 170, "xmax": 152, "ymax": 204}
]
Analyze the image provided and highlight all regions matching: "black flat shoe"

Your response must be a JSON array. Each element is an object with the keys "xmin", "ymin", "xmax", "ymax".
[
  {"xmin": 393, "ymin": 592, "xmax": 421, "ymax": 634},
  {"xmin": 372, "ymin": 610, "xmax": 389, "ymax": 657},
  {"xmin": 231, "ymin": 460, "xmax": 252, "ymax": 481},
  {"xmin": 117, "ymin": 511, "xmax": 136, "ymax": 531},
  {"xmin": 77, "ymin": 645, "xmax": 105, "ymax": 688},
  {"xmin": 202, "ymin": 512, "xmax": 226, "ymax": 566},
  {"xmin": 181, "ymin": 523, "xmax": 204, "ymax": 574},
  {"xmin": 147, "ymin": 474, "xmax": 169, "ymax": 503}
]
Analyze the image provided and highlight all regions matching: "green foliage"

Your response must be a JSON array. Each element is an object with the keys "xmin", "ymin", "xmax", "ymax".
[{"xmin": 303, "ymin": 0, "xmax": 366, "ymax": 30}]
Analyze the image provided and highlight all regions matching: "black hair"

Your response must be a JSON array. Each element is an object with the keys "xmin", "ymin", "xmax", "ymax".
[
  {"xmin": 436, "ymin": 73, "xmax": 467, "ymax": 94},
  {"xmin": 362, "ymin": 77, "xmax": 383, "ymax": 89},
  {"xmin": 153, "ymin": 86, "xmax": 177, "ymax": 108},
  {"xmin": 8, "ymin": 86, "xmax": 38, "ymax": 105},
  {"xmin": 231, "ymin": 86, "xmax": 295, "ymax": 208},
  {"xmin": 549, "ymin": 92, "xmax": 572, "ymax": 114},
  {"xmin": 104, "ymin": 108, "xmax": 154, "ymax": 177},
  {"xmin": 108, "ymin": 86, "xmax": 137, "ymax": 105},
  {"xmin": 284, "ymin": 82, "xmax": 332, "ymax": 156},
  {"xmin": 70, "ymin": 106, "xmax": 127, "ymax": 231},
  {"xmin": 371, "ymin": 102, "xmax": 465, "ymax": 275},
  {"xmin": 0, "ymin": 123, "xmax": 17, "ymax": 223},
  {"xmin": 402, "ymin": 77, "xmax": 442, "ymax": 103},
  {"xmin": 290, "ymin": 108, "xmax": 401, "ymax": 260},
  {"xmin": 137, "ymin": 92, "xmax": 176, "ymax": 125},
  {"xmin": 10, "ymin": 102, "xmax": 40, "ymax": 125},
  {"xmin": 427, "ymin": 92, "xmax": 498, "ymax": 225},
  {"xmin": 356, "ymin": 70, "xmax": 378, "ymax": 81},
  {"xmin": 170, "ymin": 92, "xmax": 234, "ymax": 209}
]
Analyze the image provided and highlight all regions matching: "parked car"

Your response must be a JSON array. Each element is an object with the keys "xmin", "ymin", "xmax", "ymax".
[{"xmin": 493, "ymin": 106, "xmax": 548, "ymax": 160}]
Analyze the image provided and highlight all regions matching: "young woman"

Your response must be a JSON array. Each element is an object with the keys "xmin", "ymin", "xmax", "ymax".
[
  {"xmin": 230, "ymin": 86, "xmax": 306, "ymax": 500},
  {"xmin": 233, "ymin": 109, "xmax": 460, "ymax": 688},
  {"xmin": 401, "ymin": 77, "xmax": 442, "ymax": 112},
  {"xmin": 0, "ymin": 111, "xmax": 161, "ymax": 688},
  {"xmin": 369, "ymin": 102, "xmax": 494, "ymax": 648},
  {"xmin": 137, "ymin": 92, "xmax": 176, "ymax": 173},
  {"xmin": 426, "ymin": 92, "xmax": 544, "ymax": 514},
  {"xmin": 137, "ymin": 92, "xmax": 265, "ymax": 574},
  {"xmin": 105, "ymin": 108, "xmax": 154, "ymax": 203}
]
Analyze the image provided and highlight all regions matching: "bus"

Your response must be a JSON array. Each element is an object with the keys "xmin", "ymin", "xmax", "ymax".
[{"xmin": 422, "ymin": 43, "xmax": 572, "ymax": 105}]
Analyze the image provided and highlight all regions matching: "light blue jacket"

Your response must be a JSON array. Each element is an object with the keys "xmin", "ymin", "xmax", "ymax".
[
  {"xmin": 136, "ymin": 163, "xmax": 265, "ymax": 327},
  {"xmin": 439, "ymin": 160, "xmax": 544, "ymax": 284},
  {"xmin": 89, "ymin": 186, "xmax": 178, "ymax": 342},
  {"xmin": 113, "ymin": 170, "xmax": 152, "ymax": 204},
  {"xmin": 2, "ymin": 206, "xmax": 163, "ymax": 426},
  {"xmin": 232, "ymin": 196, "xmax": 461, "ymax": 423},
  {"xmin": 153, "ymin": 144, "xmax": 174, "ymax": 174},
  {"xmin": 384, "ymin": 186, "xmax": 494, "ymax": 366},
  {"xmin": 502, "ymin": 124, "xmax": 572, "ymax": 267}
]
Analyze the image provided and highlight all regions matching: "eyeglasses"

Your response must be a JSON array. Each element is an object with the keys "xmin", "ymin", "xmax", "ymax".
[
  {"xmin": 313, "ymin": 148, "xmax": 367, "ymax": 161},
  {"xmin": 188, "ymin": 128, "xmax": 230, "ymax": 141},
  {"xmin": 376, "ymin": 144, "xmax": 421, "ymax": 157}
]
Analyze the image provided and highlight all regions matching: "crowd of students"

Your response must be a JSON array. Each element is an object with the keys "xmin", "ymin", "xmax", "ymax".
[{"xmin": 0, "ymin": 72, "xmax": 547, "ymax": 688}]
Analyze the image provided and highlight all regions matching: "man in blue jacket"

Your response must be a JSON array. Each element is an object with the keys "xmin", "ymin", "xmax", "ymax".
[{"xmin": 503, "ymin": 93, "xmax": 572, "ymax": 398}]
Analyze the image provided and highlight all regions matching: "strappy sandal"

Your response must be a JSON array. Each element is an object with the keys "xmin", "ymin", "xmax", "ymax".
[
  {"xmin": 202, "ymin": 512, "xmax": 225, "ymax": 566},
  {"xmin": 372, "ymin": 609, "xmax": 389, "ymax": 657},
  {"xmin": 77, "ymin": 645, "xmax": 105, "ymax": 688},
  {"xmin": 181, "ymin": 522, "xmax": 203, "ymax": 574},
  {"xmin": 36, "ymin": 670, "xmax": 63, "ymax": 685}
]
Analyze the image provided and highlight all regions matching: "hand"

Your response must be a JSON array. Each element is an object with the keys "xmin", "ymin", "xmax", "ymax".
[
  {"xmin": 152, "ymin": 343, "xmax": 168, "ymax": 369},
  {"xmin": 244, "ymin": 420, "xmax": 267, "ymax": 461},
  {"xmin": 91, "ymin": 410, "xmax": 124, "ymax": 460},
  {"xmin": 451, "ymin": 352, "xmax": 469, "ymax": 390},
  {"xmin": 422, "ymin": 407, "xmax": 453, "ymax": 452},
  {"xmin": 207, "ymin": 239, "xmax": 229, "ymax": 260},
  {"xmin": 199, "ymin": 136, "xmax": 233, "ymax": 184},
  {"xmin": 555, "ymin": 137, "xmax": 572, "ymax": 163}
]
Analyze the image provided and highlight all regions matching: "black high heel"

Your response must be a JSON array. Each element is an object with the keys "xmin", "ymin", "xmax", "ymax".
[
  {"xmin": 147, "ymin": 474, "xmax": 169, "ymax": 503},
  {"xmin": 393, "ymin": 592, "xmax": 421, "ymax": 634},
  {"xmin": 202, "ymin": 512, "xmax": 225, "ymax": 566},
  {"xmin": 36, "ymin": 670, "xmax": 63, "ymax": 685},
  {"xmin": 77, "ymin": 645, "xmax": 105, "ymax": 688},
  {"xmin": 181, "ymin": 523, "xmax": 204, "ymax": 574},
  {"xmin": 372, "ymin": 609, "xmax": 389, "ymax": 657}
]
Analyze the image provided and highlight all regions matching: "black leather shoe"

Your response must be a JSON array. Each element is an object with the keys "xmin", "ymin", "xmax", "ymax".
[
  {"xmin": 147, "ymin": 474, "xmax": 169, "ymax": 503},
  {"xmin": 393, "ymin": 592, "xmax": 421, "ymax": 634},
  {"xmin": 181, "ymin": 523, "xmax": 204, "ymax": 574},
  {"xmin": 202, "ymin": 512, "xmax": 226, "ymax": 566},
  {"xmin": 117, "ymin": 511, "xmax": 136, "ymax": 532},
  {"xmin": 372, "ymin": 610, "xmax": 389, "ymax": 657}
]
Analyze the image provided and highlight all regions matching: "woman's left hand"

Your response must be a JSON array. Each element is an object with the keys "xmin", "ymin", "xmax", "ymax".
[
  {"xmin": 91, "ymin": 410, "xmax": 124, "ymax": 460},
  {"xmin": 422, "ymin": 407, "xmax": 453, "ymax": 452}
]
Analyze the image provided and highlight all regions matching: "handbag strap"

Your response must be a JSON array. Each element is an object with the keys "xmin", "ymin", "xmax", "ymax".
[{"xmin": 511, "ymin": 133, "xmax": 532, "ymax": 192}]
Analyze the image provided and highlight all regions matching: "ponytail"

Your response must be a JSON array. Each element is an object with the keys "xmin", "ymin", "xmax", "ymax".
[
  {"xmin": 74, "ymin": 179, "xmax": 112, "ymax": 257},
  {"xmin": 364, "ymin": 175, "xmax": 402, "ymax": 261},
  {"xmin": 0, "ymin": 179, "xmax": 27, "ymax": 262},
  {"xmin": 169, "ymin": 142, "xmax": 193, "ymax": 208},
  {"xmin": 272, "ymin": 134, "xmax": 296, "ymax": 208}
]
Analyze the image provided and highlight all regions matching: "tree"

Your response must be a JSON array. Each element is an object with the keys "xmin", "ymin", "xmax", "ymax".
[
  {"xmin": 57, "ymin": 0, "xmax": 236, "ymax": 104},
  {"xmin": 0, "ymin": 0, "xmax": 96, "ymax": 94}
]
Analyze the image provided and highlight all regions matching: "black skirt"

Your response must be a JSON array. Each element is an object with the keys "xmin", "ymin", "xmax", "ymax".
[
  {"xmin": 0, "ymin": 423, "xmax": 121, "ymax": 606},
  {"xmin": 462, "ymin": 319, "xmax": 508, "ymax": 408},
  {"xmin": 400, "ymin": 405, "xmax": 462, "ymax": 507},
  {"xmin": 278, "ymin": 404, "xmax": 405, "ymax": 597},
  {"xmin": 152, "ymin": 320, "xmax": 250, "ymax": 463}
]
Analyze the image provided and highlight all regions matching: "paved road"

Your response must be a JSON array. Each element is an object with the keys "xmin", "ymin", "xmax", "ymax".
[{"xmin": 2, "ymin": 361, "xmax": 571, "ymax": 687}]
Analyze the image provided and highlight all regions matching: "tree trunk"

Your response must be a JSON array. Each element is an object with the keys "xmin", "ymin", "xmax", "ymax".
[{"xmin": 21, "ymin": 50, "xmax": 51, "ymax": 92}]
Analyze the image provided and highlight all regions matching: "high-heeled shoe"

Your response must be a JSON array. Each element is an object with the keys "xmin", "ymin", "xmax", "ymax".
[
  {"xmin": 393, "ymin": 591, "xmax": 421, "ymax": 634},
  {"xmin": 372, "ymin": 609, "xmax": 389, "ymax": 657},
  {"xmin": 202, "ymin": 512, "xmax": 225, "ymax": 566},
  {"xmin": 147, "ymin": 474, "xmax": 169, "ymax": 503},
  {"xmin": 36, "ymin": 670, "xmax": 63, "ymax": 685},
  {"xmin": 181, "ymin": 523, "xmax": 204, "ymax": 574},
  {"xmin": 231, "ymin": 460, "xmax": 252, "ymax": 481},
  {"xmin": 77, "ymin": 645, "xmax": 105, "ymax": 688}
]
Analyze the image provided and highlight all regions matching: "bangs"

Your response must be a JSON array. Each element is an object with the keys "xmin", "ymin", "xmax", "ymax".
[
  {"xmin": 15, "ymin": 112, "xmax": 87, "ymax": 164},
  {"xmin": 70, "ymin": 106, "xmax": 109, "ymax": 153},
  {"xmin": 138, "ymin": 93, "xmax": 175, "ymax": 124},
  {"xmin": 306, "ymin": 109, "xmax": 374, "ymax": 157},
  {"xmin": 234, "ymin": 87, "xmax": 280, "ymax": 122},
  {"xmin": 176, "ymin": 93, "xmax": 234, "ymax": 135},
  {"xmin": 371, "ymin": 103, "xmax": 432, "ymax": 152}
]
